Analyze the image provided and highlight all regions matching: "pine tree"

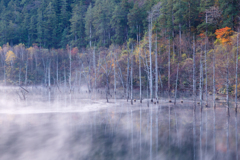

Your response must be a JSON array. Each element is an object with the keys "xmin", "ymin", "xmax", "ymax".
[
  {"xmin": 127, "ymin": 3, "xmax": 146, "ymax": 40},
  {"xmin": 93, "ymin": 0, "xmax": 115, "ymax": 47},
  {"xmin": 219, "ymin": 0, "xmax": 238, "ymax": 29},
  {"xmin": 85, "ymin": 3, "xmax": 94, "ymax": 47},
  {"xmin": 111, "ymin": 5, "xmax": 127, "ymax": 44},
  {"xmin": 69, "ymin": 0, "xmax": 86, "ymax": 48},
  {"xmin": 44, "ymin": 2, "xmax": 58, "ymax": 48}
]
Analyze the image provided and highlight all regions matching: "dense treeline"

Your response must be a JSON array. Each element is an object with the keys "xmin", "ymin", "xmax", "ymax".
[
  {"xmin": 0, "ymin": 0, "xmax": 239, "ymax": 48},
  {"xmin": 0, "ymin": 0, "xmax": 240, "ymax": 105}
]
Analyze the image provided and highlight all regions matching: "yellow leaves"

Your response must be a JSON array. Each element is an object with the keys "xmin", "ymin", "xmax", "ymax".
[
  {"xmin": 215, "ymin": 27, "xmax": 234, "ymax": 45},
  {"xmin": 181, "ymin": 53, "xmax": 187, "ymax": 60},
  {"xmin": 27, "ymin": 47, "xmax": 35, "ymax": 54},
  {"xmin": 5, "ymin": 50, "xmax": 16, "ymax": 62}
]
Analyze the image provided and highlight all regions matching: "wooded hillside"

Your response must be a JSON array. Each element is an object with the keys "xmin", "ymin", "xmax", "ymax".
[{"xmin": 0, "ymin": 0, "xmax": 240, "ymax": 103}]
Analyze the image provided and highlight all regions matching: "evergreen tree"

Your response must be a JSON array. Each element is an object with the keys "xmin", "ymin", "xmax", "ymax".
[
  {"xmin": 93, "ymin": 0, "xmax": 115, "ymax": 47},
  {"xmin": 85, "ymin": 3, "xmax": 94, "ymax": 47},
  {"xmin": 69, "ymin": 0, "xmax": 86, "ymax": 48},
  {"xmin": 111, "ymin": 5, "xmax": 127, "ymax": 44},
  {"xmin": 127, "ymin": 3, "xmax": 146, "ymax": 40},
  {"xmin": 43, "ymin": 2, "xmax": 58, "ymax": 48},
  {"xmin": 219, "ymin": 0, "xmax": 238, "ymax": 29}
]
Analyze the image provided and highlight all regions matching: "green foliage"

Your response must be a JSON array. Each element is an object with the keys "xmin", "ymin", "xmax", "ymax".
[{"xmin": 0, "ymin": 0, "xmax": 239, "ymax": 49}]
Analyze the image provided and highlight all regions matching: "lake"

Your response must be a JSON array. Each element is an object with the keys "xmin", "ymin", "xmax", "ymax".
[{"xmin": 0, "ymin": 87, "xmax": 239, "ymax": 160}]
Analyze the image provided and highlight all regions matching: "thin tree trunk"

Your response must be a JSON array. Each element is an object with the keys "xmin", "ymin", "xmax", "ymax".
[
  {"xmin": 3, "ymin": 63, "xmax": 6, "ymax": 85},
  {"xmin": 235, "ymin": 29, "xmax": 239, "ymax": 112},
  {"xmin": 174, "ymin": 63, "xmax": 179, "ymax": 105},
  {"xmin": 48, "ymin": 60, "xmax": 51, "ymax": 89},
  {"xmin": 193, "ymin": 35, "xmax": 196, "ymax": 107},
  {"xmin": 168, "ymin": 38, "xmax": 171, "ymax": 99},
  {"xmin": 69, "ymin": 46, "xmax": 72, "ymax": 91},
  {"xmin": 200, "ymin": 45, "xmax": 203, "ymax": 110},
  {"xmin": 90, "ymin": 25, "xmax": 92, "ymax": 48},
  {"xmin": 56, "ymin": 55, "xmax": 58, "ymax": 84},
  {"xmin": 139, "ymin": 40, "xmax": 142, "ymax": 103},
  {"xmin": 213, "ymin": 48, "xmax": 216, "ymax": 108},
  {"xmin": 155, "ymin": 32, "xmax": 158, "ymax": 100},
  {"xmin": 93, "ymin": 46, "xmax": 96, "ymax": 90},
  {"xmin": 226, "ymin": 53, "xmax": 229, "ymax": 108},
  {"xmin": 64, "ymin": 63, "xmax": 66, "ymax": 92},
  {"xmin": 79, "ymin": 70, "xmax": 82, "ymax": 93},
  {"xmin": 114, "ymin": 51, "xmax": 116, "ymax": 94},
  {"xmin": 149, "ymin": 18, "xmax": 153, "ymax": 102},
  {"xmin": 205, "ymin": 13, "xmax": 208, "ymax": 106},
  {"xmin": 127, "ymin": 51, "xmax": 130, "ymax": 101},
  {"xmin": 131, "ymin": 46, "xmax": 133, "ymax": 105},
  {"xmin": 19, "ymin": 65, "xmax": 21, "ymax": 85},
  {"xmin": 25, "ymin": 54, "xmax": 28, "ymax": 86},
  {"xmin": 88, "ymin": 59, "xmax": 91, "ymax": 92}
]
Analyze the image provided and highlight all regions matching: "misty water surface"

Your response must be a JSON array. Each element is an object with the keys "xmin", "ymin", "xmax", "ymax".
[{"xmin": 0, "ymin": 87, "xmax": 239, "ymax": 160}]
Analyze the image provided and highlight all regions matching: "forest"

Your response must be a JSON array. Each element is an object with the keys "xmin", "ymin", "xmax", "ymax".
[
  {"xmin": 1, "ymin": 1, "xmax": 240, "ymax": 159},
  {"xmin": 0, "ymin": 0, "xmax": 240, "ymax": 105}
]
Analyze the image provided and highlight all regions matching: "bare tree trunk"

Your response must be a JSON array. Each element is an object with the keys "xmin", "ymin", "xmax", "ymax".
[
  {"xmin": 87, "ymin": 59, "xmax": 91, "ymax": 92},
  {"xmin": 93, "ymin": 46, "xmax": 96, "ymax": 90},
  {"xmin": 69, "ymin": 46, "xmax": 72, "ymax": 91},
  {"xmin": 79, "ymin": 70, "xmax": 82, "ymax": 92},
  {"xmin": 64, "ymin": 64, "xmax": 66, "ymax": 92},
  {"xmin": 174, "ymin": 63, "xmax": 179, "ymax": 105},
  {"xmin": 139, "ymin": 42, "xmax": 142, "ymax": 103},
  {"xmin": 56, "ymin": 54, "xmax": 58, "ymax": 84},
  {"xmin": 200, "ymin": 46, "xmax": 203, "ymax": 110},
  {"xmin": 205, "ymin": 13, "xmax": 208, "ymax": 107},
  {"xmin": 25, "ymin": 54, "xmax": 28, "ymax": 86},
  {"xmin": 127, "ymin": 51, "xmax": 130, "ymax": 101},
  {"xmin": 193, "ymin": 35, "xmax": 196, "ymax": 107},
  {"xmin": 106, "ymin": 61, "xmax": 109, "ymax": 103},
  {"xmin": 226, "ymin": 53, "xmax": 229, "ymax": 108},
  {"xmin": 48, "ymin": 60, "xmax": 51, "ymax": 89},
  {"xmin": 90, "ymin": 25, "xmax": 92, "ymax": 48},
  {"xmin": 114, "ymin": 50, "xmax": 116, "ymax": 94},
  {"xmin": 3, "ymin": 63, "xmax": 6, "ymax": 85},
  {"xmin": 168, "ymin": 38, "xmax": 171, "ymax": 99},
  {"xmin": 205, "ymin": 39, "xmax": 208, "ymax": 106},
  {"xmin": 42, "ymin": 59, "xmax": 46, "ymax": 86},
  {"xmin": 155, "ymin": 32, "xmax": 158, "ymax": 100},
  {"xmin": 213, "ymin": 48, "xmax": 216, "ymax": 109},
  {"xmin": 79, "ymin": 64, "xmax": 83, "ymax": 93},
  {"xmin": 19, "ymin": 65, "xmax": 21, "ymax": 85},
  {"xmin": 149, "ymin": 19, "xmax": 153, "ymax": 102},
  {"xmin": 131, "ymin": 46, "xmax": 133, "ymax": 105},
  {"xmin": 235, "ymin": 29, "xmax": 239, "ymax": 112}
]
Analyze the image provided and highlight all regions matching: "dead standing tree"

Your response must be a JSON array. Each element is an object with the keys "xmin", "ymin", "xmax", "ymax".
[
  {"xmin": 148, "ymin": 2, "xmax": 161, "ymax": 102},
  {"xmin": 99, "ymin": 50, "xmax": 113, "ymax": 103}
]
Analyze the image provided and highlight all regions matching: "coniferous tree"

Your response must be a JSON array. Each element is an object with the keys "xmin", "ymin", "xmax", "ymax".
[
  {"xmin": 85, "ymin": 3, "xmax": 94, "ymax": 47},
  {"xmin": 70, "ymin": 0, "xmax": 86, "ymax": 48}
]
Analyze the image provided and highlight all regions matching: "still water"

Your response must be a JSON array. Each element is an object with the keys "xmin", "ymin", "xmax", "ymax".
[{"xmin": 0, "ymin": 88, "xmax": 239, "ymax": 160}]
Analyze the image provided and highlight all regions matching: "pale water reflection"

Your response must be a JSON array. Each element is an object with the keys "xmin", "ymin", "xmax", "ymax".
[
  {"xmin": 0, "ymin": 104, "xmax": 239, "ymax": 160},
  {"xmin": 0, "ymin": 88, "xmax": 239, "ymax": 160}
]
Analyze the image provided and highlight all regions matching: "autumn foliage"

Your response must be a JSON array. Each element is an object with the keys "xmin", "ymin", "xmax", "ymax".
[{"xmin": 215, "ymin": 27, "xmax": 234, "ymax": 45}]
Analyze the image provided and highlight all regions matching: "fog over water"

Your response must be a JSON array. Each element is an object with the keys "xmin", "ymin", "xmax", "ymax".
[{"xmin": 0, "ymin": 86, "xmax": 239, "ymax": 160}]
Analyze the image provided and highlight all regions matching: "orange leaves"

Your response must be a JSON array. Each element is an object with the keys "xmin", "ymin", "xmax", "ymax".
[
  {"xmin": 71, "ymin": 47, "xmax": 79, "ymax": 56},
  {"xmin": 199, "ymin": 32, "xmax": 206, "ymax": 39},
  {"xmin": 215, "ymin": 27, "xmax": 233, "ymax": 45}
]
